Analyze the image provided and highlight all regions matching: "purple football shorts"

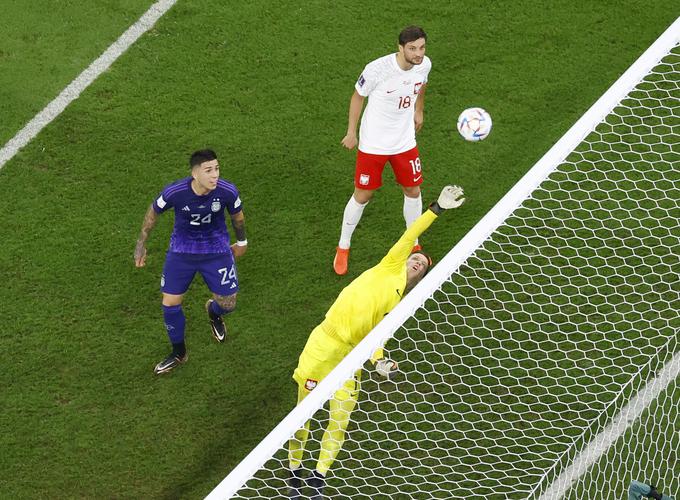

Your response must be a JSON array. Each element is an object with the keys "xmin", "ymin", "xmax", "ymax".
[{"xmin": 161, "ymin": 251, "xmax": 239, "ymax": 296}]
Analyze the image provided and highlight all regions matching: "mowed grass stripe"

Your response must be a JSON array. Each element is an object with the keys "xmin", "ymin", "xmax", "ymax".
[
  {"xmin": 0, "ymin": 0, "xmax": 178, "ymax": 169},
  {"xmin": 0, "ymin": 2, "xmax": 677, "ymax": 498},
  {"xmin": 0, "ymin": 0, "xmax": 161, "ymax": 147}
]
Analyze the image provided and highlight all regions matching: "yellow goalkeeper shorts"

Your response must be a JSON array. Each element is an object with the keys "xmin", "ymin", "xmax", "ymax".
[{"xmin": 293, "ymin": 323, "xmax": 360, "ymax": 394}]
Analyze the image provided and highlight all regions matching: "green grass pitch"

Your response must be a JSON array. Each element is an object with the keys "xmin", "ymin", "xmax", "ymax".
[{"xmin": 0, "ymin": 1, "xmax": 677, "ymax": 498}]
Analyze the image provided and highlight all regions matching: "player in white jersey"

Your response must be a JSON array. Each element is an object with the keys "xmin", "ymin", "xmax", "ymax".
[{"xmin": 334, "ymin": 26, "xmax": 431, "ymax": 276}]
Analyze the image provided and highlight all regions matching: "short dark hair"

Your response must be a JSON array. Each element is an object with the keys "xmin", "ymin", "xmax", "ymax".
[
  {"xmin": 399, "ymin": 26, "xmax": 427, "ymax": 46},
  {"xmin": 189, "ymin": 149, "xmax": 218, "ymax": 168}
]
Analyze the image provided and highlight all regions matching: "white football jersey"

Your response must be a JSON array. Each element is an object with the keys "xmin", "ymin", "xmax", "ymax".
[{"xmin": 355, "ymin": 53, "xmax": 432, "ymax": 155}]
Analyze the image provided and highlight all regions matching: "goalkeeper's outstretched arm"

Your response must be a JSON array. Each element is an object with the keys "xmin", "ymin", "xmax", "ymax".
[
  {"xmin": 382, "ymin": 185, "xmax": 466, "ymax": 267},
  {"xmin": 374, "ymin": 185, "xmax": 467, "ymax": 378}
]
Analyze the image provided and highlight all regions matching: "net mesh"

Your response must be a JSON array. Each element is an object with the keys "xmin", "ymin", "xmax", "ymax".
[{"xmin": 230, "ymin": 44, "xmax": 679, "ymax": 500}]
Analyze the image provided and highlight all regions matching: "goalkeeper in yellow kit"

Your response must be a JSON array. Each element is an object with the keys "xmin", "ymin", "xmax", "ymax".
[{"xmin": 287, "ymin": 185, "xmax": 466, "ymax": 499}]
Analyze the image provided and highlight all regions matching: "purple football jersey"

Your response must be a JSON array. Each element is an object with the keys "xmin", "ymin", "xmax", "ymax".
[{"xmin": 152, "ymin": 177, "xmax": 242, "ymax": 254}]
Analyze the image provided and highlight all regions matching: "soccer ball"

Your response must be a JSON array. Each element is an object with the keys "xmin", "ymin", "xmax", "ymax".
[{"xmin": 457, "ymin": 107, "xmax": 492, "ymax": 141}]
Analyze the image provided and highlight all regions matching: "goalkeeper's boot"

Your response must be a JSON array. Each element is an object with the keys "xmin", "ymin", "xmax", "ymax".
[
  {"xmin": 286, "ymin": 468, "xmax": 304, "ymax": 499},
  {"xmin": 333, "ymin": 247, "xmax": 350, "ymax": 275},
  {"xmin": 154, "ymin": 352, "xmax": 188, "ymax": 375},
  {"xmin": 206, "ymin": 299, "xmax": 227, "ymax": 343},
  {"xmin": 307, "ymin": 470, "xmax": 326, "ymax": 500}
]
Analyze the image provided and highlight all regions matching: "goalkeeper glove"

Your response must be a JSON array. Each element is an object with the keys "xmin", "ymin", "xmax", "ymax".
[
  {"xmin": 375, "ymin": 359, "xmax": 398, "ymax": 380},
  {"xmin": 430, "ymin": 185, "xmax": 465, "ymax": 214}
]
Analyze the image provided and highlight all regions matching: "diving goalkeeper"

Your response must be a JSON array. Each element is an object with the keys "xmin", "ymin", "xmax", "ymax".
[{"xmin": 287, "ymin": 185, "xmax": 466, "ymax": 499}]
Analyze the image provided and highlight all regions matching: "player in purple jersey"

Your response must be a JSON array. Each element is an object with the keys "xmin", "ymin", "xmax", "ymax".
[{"xmin": 134, "ymin": 149, "xmax": 248, "ymax": 374}]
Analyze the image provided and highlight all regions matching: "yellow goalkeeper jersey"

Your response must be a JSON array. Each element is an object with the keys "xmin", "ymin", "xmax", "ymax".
[{"xmin": 323, "ymin": 209, "xmax": 438, "ymax": 348}]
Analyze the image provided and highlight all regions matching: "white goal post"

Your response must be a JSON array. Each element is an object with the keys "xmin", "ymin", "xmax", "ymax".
[{"xmin": 208, "ymin": 17, "xmax": 680, "ymax": 499}]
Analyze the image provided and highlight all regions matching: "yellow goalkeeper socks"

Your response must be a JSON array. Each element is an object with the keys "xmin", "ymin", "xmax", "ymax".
[
  {"xmin": 289, "ymin": 385, "xmax": 312, "ymax": 469},
  {"xmin": 316, "ymin": 387, "xmax": 358, "ymax": 475},
  {"xmin": 288, "ymin": 421, "xmax": 310, "ymax": 470}
]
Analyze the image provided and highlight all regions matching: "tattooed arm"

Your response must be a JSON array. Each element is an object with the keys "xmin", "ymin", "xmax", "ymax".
[
  {"xmin": 230, "ymin": 210, "xmax": 247, "ymax": 258},
  {"xmin": 134, "ymin": 204, "xmax": 158, "ymax": 267}
]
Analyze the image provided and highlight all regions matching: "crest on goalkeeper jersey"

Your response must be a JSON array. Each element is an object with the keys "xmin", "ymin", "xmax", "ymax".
[{"xmin": 304, "ymin": 379, "xmax": 318, "ymax": 391}]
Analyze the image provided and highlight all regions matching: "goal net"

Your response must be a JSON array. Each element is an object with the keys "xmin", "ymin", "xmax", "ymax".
[{"xmin": 208, "ymin": 19, "xmax": 679, "ymax": 500}]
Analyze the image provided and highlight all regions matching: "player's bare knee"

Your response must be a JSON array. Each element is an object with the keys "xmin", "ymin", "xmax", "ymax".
[
  {"xmin": 215, "ymin": 293, "xmax": 237, "ymax": 312},
  {"xmin": 162, "ymin": 293, "xmax": 183, "ymax": 307},
  {"xmin": 403, "ymin": 185, "xmax": 421, "ymax": 198},
  {"xmin": 353, "ymin": 188, "xmax": 374, "ymax": 204}
]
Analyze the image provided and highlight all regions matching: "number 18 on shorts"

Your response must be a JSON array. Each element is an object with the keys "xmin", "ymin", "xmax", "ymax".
[{"xmin": 354, "ymin": 146, "xmax": 423, "ymax": 190}]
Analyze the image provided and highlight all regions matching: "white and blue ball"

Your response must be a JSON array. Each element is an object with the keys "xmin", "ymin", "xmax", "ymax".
[{"xmin": 457, "ymin": 107, "xmax": 492, "ymax": 141}]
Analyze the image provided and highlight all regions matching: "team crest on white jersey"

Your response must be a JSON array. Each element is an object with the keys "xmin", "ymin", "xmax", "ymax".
[
  {"xmin": 211, "ymin": 200, "xmax": 221, "ymax": 212},
  {"xmin": 305, "ymin": 379, "xmax": 318, "ymax": 391}
]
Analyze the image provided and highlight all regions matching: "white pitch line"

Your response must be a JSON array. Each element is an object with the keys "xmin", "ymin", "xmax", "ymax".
[
  {"xmin": 0, "ymin": 0, "xmax": 178, "ymax": 170},
  {"xmin": 537, "ymin": 348, "xmax": 680, "ymax": 499}
]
